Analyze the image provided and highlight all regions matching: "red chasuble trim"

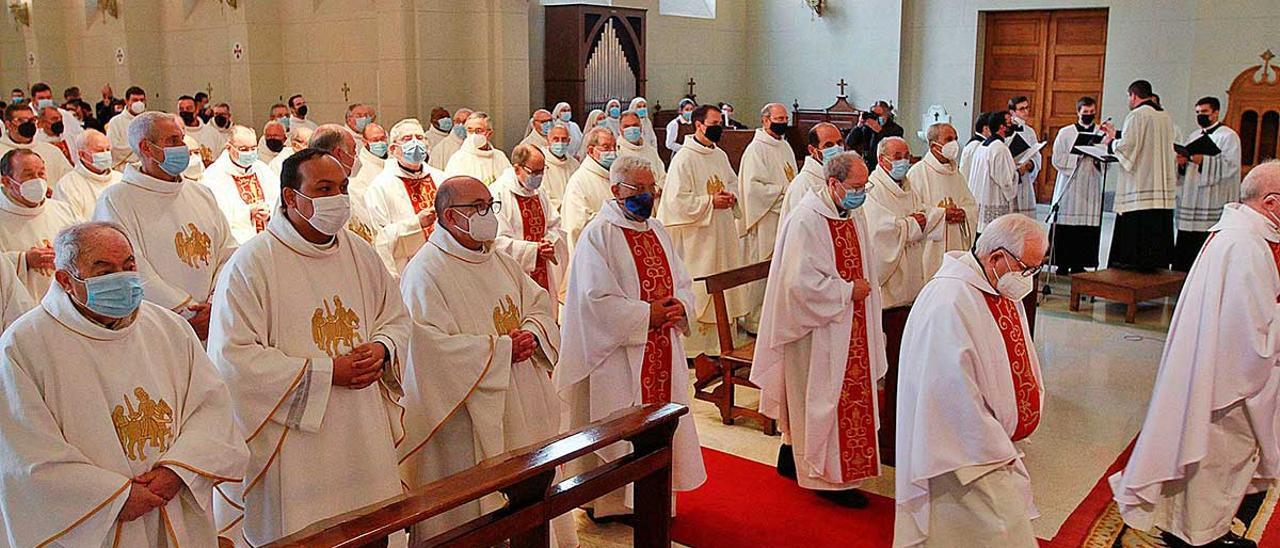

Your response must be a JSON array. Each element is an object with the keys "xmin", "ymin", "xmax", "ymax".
[
  {"xmin": 513, "ymin": 193, "xmax": 550, "ymax": 291},
  {"xmin": 52, "ymin": 139, "xmax": 73, "ymax": 164},
  {"xmin": 981, "ymin": 293, "xmax": 1041, "ymax": 441},
  {"xmin": 232, "ymin": 172, "xmax": 267, "ymax": 233},
  {"xmin": 824, "ymin": 217, "xmax": 879, "ymax": 483},
  {"xmin": 621, "ymin": 226, "xmax": 674, "ymax": 404}
]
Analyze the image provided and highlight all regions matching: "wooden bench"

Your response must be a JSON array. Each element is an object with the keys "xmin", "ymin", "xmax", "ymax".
[
  {"xmin": 1069, "ymin": 268, "xmax": 1186, "ymax": 323},
  {"xmin": 263, "ymin": 403, "xmax": 686, "ymax": 548},
  {"xmin": 693, "ymin": 260, "xmax": 777, "ymax": 436}
]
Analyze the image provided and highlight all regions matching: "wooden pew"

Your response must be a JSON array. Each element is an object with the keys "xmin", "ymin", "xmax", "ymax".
[
  {"xmin": 693, "ymin": 260, "xmax": 777, "ymax": 436},
  {"xmin": 264, "ymin": 403, "xmax": 687, "ymax": 548}
]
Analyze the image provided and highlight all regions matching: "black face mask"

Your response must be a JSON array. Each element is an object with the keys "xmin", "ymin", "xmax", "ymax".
[
  {"xmin": 1009, "ymin": 123, "xmax": 1025, "ymax": 133},
  {"xmin": 50, "ymin": 121, "xmax": 64, "ymax": 136},
  {"xmin": 1080, "ymin": 114, "xmax": 1095, "ymax": 125},
  {"xmin": 704, "ymin": 124, "xmax": 724, "ymax": 143},
  {"xmin": 296, "ymin": 105, "xmax": 309, "ymax": 119},
  {"xmin": 179, "ymin": 111, "xmax": 197, "ymax": 125},
  {"xmin": 1196, "ymin": 114, "xmax": 1213, "ymax": 128},
  {"xmin": 768, "ymin": 122, "xmax": 789, "ymax": 136},
  {"xmin": 265, "ymin": 138, "xmax": 285, "ymax": 153},
  {"xmin": 214, "ymin": 115, "xmax": 230, "ymax": 129},
  {"xmin": 16, "ymin": 121, "xmax": 36, "ymax": 139}
]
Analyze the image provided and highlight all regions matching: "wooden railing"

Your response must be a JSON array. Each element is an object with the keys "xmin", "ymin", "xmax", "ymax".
[{"xmin": 264, "ymin": 403, "xmax": 687, "ymax": 548}]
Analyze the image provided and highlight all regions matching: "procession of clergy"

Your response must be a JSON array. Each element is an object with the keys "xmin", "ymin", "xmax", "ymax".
[{"xmin": 0, "ymin": 73, "xmax": 1272, "ymax": 548}]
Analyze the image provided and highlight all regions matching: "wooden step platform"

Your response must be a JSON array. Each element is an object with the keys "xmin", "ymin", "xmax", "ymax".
[{"xmin": 1069, "ymin": 268, "xmax": 1186, "ymax": 323}]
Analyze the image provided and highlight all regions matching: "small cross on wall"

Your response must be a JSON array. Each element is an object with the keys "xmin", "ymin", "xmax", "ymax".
[
  {"xmin": 837, "ymin": 78, "xmax": 849, "ymax": 96},
  {"xmin": 341, "ymin": 82, "xmax": 351, "ymax": 102},
  {"xmin": 686, "ymin": 77, "xmax": 697, "ymax": 100}
]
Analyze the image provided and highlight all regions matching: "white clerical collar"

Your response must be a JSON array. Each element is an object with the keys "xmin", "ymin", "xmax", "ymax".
[
  {"xmin": 1215, "ymin": 203, "xmax": 1280, "ymax": 243},
  {"xmin": 545, "ymin": 149, "xmax": 572, "ymax": 165},
  {"xmin": 499, "ymin": 169, "xmax": 537, "ymax": 198},
  {"xmin": 122, "ymin": 164, "xmax": 184, "ymax": 195},
  {"xmin": 682, "ymin": 134, "xmax": 715, "ymax": 153},
  {"xmin": 801, "ymin": 156, "xmax": 824, "ymax": 178},
  {"xmin": 934, "ymin": 251, "xmax": 998, "ymax": 295},
  {"xmin": 0, "ymin": 189, "xmax": 43, "ymax": 216},
  {"xmin": 428, "ymin": 221, "xmax": 493, "ymax": 264},
  {"xmin": 870, "ymin": 166, "xmax": 909, "ymax": 195},
  {"xmin": 42, "ymin": 283, "xmax": 139, "ymax": 340},
  {"xmin": 619, "ymin": 138, "xmax": 646, "ymax": 151},
  {"xmin": 754, "ymin": 128, "xmax": 786, "ymax": 146},
  {"xmin": 584, "ymin": 156, "xmax": 609, "ymax": 178},
  {"xmin": 76, "ymin": 162, "xmax": 115, "ymax": 183},
  {"xmin": 266, "ymin": 209, "xmax": 340, "ymax": 259},
  {"xmin": 0, "ymin": 134, "xmax": 32, "ymax": 149},
  {"xmin": 923, "ymin": 150, "xmax": 956, "ymax": 175}
]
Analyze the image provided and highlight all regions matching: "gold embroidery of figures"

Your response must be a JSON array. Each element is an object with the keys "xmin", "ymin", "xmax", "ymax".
[
  {"xmin": 34, "ymin": 239, "xmax": 54, "ymax": 276},
  {"xmin": 174, "ymin": 223, "xmax": 212, "ymax": 268},
  {"xmin": 197, "ymin": 145, "xmax": 213, "ymax": 166},
  {"xmin": 784, "ymin": 163, "xmax": 796, "ymax": 182},
  {"xmin": 348, "ymin": 218, "xmax": 375, "ymax": 244},
  {"xmin": 312, "ymin": 296, "xmax": 363, "ymax": 357},
  {"xmin": 492, "ymin": 295, "xmax": 521, "ymax": 334},
  {"xmin": 706, "ymin": 174, "xmax": 726, "ymax": 195},
  {"xmin": 112, "ymin": 387, "xmax": 174, "ymax": 461}
]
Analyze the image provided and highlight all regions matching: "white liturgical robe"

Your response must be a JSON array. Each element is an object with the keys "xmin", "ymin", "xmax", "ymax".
[
  {"xmin": 54, "ymin": 163, "xmax": 122, "ymax": 219},
  {"xmin": 0, "ymin": 286, "xmax": 249, "ymax": 547},
  {"xmin": 1110, "ymin": 204, "xmax": 1280, "ymax": 545},
  {"xmin": 398, "ymin": 228, "xmax": 568, "ymax": 544},
  {"xmin": 617, "ymin": 136, "xmax": 667, "ymax": 189},
  {"xmin": 959, "ymin": 135, "xmax": 984, "ymax": 184},
  {"xmin": 424, "ymin": 125, "xmax": 450, "ymax": 150},
  {"xmin": 1008, "ymin": 121, "xmax": 1040, "ymax": 217},
  {"xmin": 1050, "ymin": 123, "xmax": 1105, "ymax": 226},
  {"xmin": 0, "ymin": 193, "xmax": 82, "ymax": 298},
  {"xmin": 561, "ymin": 156, "xmax": 615, "ymax": 252},
  {"xmin": 201, "ymin": 152, "xmax": 281, "ymax": 245},
  {"xmin": 864, "ymin": 166, "xmax": 945, "ymax": 308},
  {"xmin": 738, "ymin": 129, "xmax": 796, "ymax": 261},
  {"xmin": 94, "ymin": 165, "xmax": 236, "ymax": 311},
  {"xmin": 1111, "ymin": 103, "xmax": 1177, "ymax": 213},
  {"xmin": 428, "ymin": 133, "xmax": 463, "ymax": 172},
  {"xmin": 657, "ymin": 135, "xmax": 748, "ymax": 357},
  {"xmin": 555, "ymin": 200, "xmax": 707, "ymax": 500},
  {"xmin": 364, "ymin": 161, "xmax": 446, "ymax": 275},
  {"xmin": 752, "ymin": 191, "xmax": 888, "ymax": 490},
  {"xmin": 105, "ymin": 110, "xmax": 139, "ymax": 167},
  {"xmin": 492, "ymin": 168, "xmax": 569, "ymax": 306},
  {"xmin": 255, "ymin": 136, "xmax": 280, "ymax": 167},
  {"xmin": 444, "ymin": 140, "xmax": 512, "ymax": 186},
  {"xmin": 207, "ymin": 214, "xmax": 411, "ymax": 546},
  {"xmin": 0, "ymin": 253, "xmax": 32, "ymax": 331},
  {"xmin": 352, "ymin": 144, "xmax": 387, "ymax": 204},
  {"xmin": 907, "ymin": 152, "xmax": 978, "ymax": 278},
  {"xmin": 183, "ymin": 122, "xmax": 222, "ymax": 167},
  {"xmin": 1176, "ymin": 124, "xmax": 1242, "ymax": 232},
  {"xmin": 781, "ymin": 156, "xmax": 827, "ymax": 219},
  {"xmin": 895, "ymin": 251, "xmax": 1043, "ymax": 548},
  {"xmin": 267, "ymin": 147, "xmax": 295, "ymax": 176},
  {"xmin": 0, "ymin": 134, "xmax": 74, "ymax": 190},
  {"xmin": 541, "ymin": 147, "xmax": 580, "ymax": 212},
  {"xmin": 968, "ymin": 137, "xmax": 1019, "ymax": 232}
]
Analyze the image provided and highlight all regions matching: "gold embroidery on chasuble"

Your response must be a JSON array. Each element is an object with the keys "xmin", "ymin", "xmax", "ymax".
[
  {"xmin": 784, "ymin": 163, "xmax": 796, "ymax": 182},
  {"xmin": 347, "ymin": 217, "xmax": 375, "ymax": 243},
  {"xmin": 492, "ymin": 295, "xmax": 521, "ymax": 335},
  {"xmin": 174, "ymin": 223, "xmax": 212, "ymax": 268},
  {"xmin": 233, "ymin": 172, "xmax": 269, "ymax": 233},
  {"xmin": 312, "ymin": 296, "xmax": 364, "ymax": 358},
  {"xmin": 705, "ymin": 174, "xmax": 726, "ymax": 195},
  {"xmin": 197, "ymin": 145, "xmax": 213, "ymax": 166},
  {"xmin": 112, "ymin": 387, "xmax": 174, "ymax": 461}
]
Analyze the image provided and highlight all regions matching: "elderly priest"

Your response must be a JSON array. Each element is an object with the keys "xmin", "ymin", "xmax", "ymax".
[
  {"xmin": 738, "ymin": 103, "xmax": 797, "ymax": 331},
  {"xmin": 0, "ymin": 221, "xmax": 248, "ymax": 547}
]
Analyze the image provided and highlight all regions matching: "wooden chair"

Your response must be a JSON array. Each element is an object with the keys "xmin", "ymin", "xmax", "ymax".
[
  {"xmin": 264, "ymin": 403, "xmax": 686, "ymax": 548},
  {"xmin": 693, "ymin": 260, "xmax": 776, "ymax": 436}
]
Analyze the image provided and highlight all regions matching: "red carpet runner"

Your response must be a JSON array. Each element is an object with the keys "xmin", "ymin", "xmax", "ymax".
[{"xmin": 672, "ymin": 448, "xmax": 895, "ymax": 547}]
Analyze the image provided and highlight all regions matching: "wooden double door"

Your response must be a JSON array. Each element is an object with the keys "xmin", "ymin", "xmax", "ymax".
[{"xmin": 980, "ymin": 9, "xmax": 1109, "ymax": 203}]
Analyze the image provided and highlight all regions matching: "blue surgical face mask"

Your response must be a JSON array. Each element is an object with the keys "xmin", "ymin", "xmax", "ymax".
[
  {"xmin": 354, "ymin": 116, "xmax": 372, "ymax": 132},
  {"xmin": 36, "ymin": 99, "xmax": 54, "ymax": 111},
  {"xmin": 368, "ymin": 141, "xmax": 388, "ymax": 158},
  {"xmin": 73, "ymin": 270, "xmax": 144, "ymax": 318},
  {"xmin": 598, "ymin": 150, "xmax": 617, "ymax": 169},
  {"xmin": 681, "ymin": 110, "xmax": 693, "ymax": 122},
  {"xmin": 841, "ymin": 188, "xmax": 867, "ymax": 211},
  {"xmin": 234, "ymin": 149, "xmax": 258, "ymax": 167},
  {"xmin": 622, "ymin": 126, "xmax": 643, "ymax": 144},
  {"xmin": 821, "ymin": 144, "xmax": 843, "ymax": 163},
  {"xmin": 559, "ymin": 111, "xmax": 572, "ymax": 122},
  {"xmin": 608, "ymin": 106, "xmax": 621, "ymax": 118},
  {"xmin": 889, "ymin": 158, "xmax": 910, "ymax": 180},
  {"xmin": 278, "ymin": 117, "xmax": 290, "ymax": 130},
  {"xmin": 10, "ymin": 97, "xmax": 21, "ymax": 105},
  {"xmin": 549, "ymin": 142, "xmax": 569, "ymax": 158},
  {"xmin": 451, "ymin": 124, "xmax": 466, "ymax": 139},
  {"xmin": 151, "ymin": 142, "xmax": 191, "ymax": 176},
  {"xmin": 437, "ymin": 118, "xmax": 453, "ymax": 132},
  {"xmin": 401, "ymin": 138, "xmax": 428, "ymax": 165},
  {"xmin": 621, "ymin": 191, "xmax": 654, "ymax": 220},
  {"xmin": 636, "ymin": 107, "xmax": 648, "ymax": 118},
  {"xmin": 540, "ymin": 121, "xmax": 552, "ymax": 135}
]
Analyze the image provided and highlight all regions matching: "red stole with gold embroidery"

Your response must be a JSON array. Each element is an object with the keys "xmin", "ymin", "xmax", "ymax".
[
  {"xmin": 621, "ymin": 226, "xmax": 674, "ymax": 404},
  {"xmin": 513, "ymin": 193, "xmax": 550, "ymax": 291},
  {"xmin": 824, "ymin": 217, "xmax": 879, "ymax": 483},
  {"xmin": 232, "ymin": 172, "xmax": 267, "ymax": 233},
  {"xmin": 981, "ymin": 293, "xmax": 1041, "ymax": 441}
]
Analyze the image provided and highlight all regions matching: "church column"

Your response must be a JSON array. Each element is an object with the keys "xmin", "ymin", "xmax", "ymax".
[
  {"xmin": 118, "ymin": 1, "xmax": 169, "ymax": 106},
  {"xmin": 15, "ymin": 0, "xmax": 71, "ymax": 89}
]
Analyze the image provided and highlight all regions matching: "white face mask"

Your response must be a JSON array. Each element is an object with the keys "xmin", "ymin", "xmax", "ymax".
[
  {"xmin": 90, "ymin": 151, "xmax": 113, "ymax": 171},
  {"xmin": 996, "ymin": 271, "xmax": 1035, "ymax": 301},
  {"xmin": 296, "ymin": 191, "xmax": 351, "ymax": 236},
  {"xmin": 940, "ymin": 140, "xmax": 961, "ymax": 162},
  {"xmin": 128, "ymin": 101, "xmax": 146, "ymax": 115},
  {"xmin": 16, "ymin": 177, "xmax": 47, "ymax": 203},
  {"xmin": 454, "ymin": 209, "xmax": 499, "ymax": 242},
  {"xmin": 466, "ymin": 132, "xmax": 488, "ymax": 149}
]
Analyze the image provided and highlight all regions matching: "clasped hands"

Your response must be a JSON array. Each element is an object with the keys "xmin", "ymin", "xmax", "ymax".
[{"xmin": 118, "ymin": 467, "xmax": 183, "ymax": 522}]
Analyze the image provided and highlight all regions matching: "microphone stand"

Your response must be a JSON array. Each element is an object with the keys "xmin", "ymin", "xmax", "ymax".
[{"xmin": 1042, "ymin": 157, "xmax": 1083, "ymax": 297}]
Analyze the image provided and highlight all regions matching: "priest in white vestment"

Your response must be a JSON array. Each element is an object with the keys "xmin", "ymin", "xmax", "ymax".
[
  {"xmin": 752, "ymin": 151, "xmax": 888, "ymax": 507},
  {"xmin": 256, "ymin": 121, "xmax": 287, "ymax": 167},
  {"xmin": 656, "ymin": 104, "xmax": 747, "ymax": 357},
  {"xmin": 353, "ymin": 122, "xmax": 388, "ymax": 200},
  {"xmin": 1102, "ymin": 80, "xmax": 1177, "ymax": 270},
  {"xmin": 306, "ymin": 125, "xmax": 384, "ymax": 249},
  {"xmin": 959, "ymin": 113, "xmax": 991, "ymax": 184},
  {"xmin": 201, "ymin": 126, "xmax": 281, "ymax": 245},
  {"xmin": 910, "ymin": 123, "xmax": 978, "ymax": 278},
  {"xmin": 555, "ymin": 155, "xmax": 706, "ymax": 518},
  {"xmin": 55, "ymin": 129, "xmax": 122, "ymax": 218},
  {"xmin": 0, "ymin": 150, "xmax": 83, "ymax": 298},
  {"xmin": 543, "ymin": 123, "xmax": 581, "ymax": 211},
  {"xmin": 738, "ymin": 103, "xmax": 797, "ymax": 330},
  {"xmin": 519, "ymin": 109, "xmax": 553, "ymax": 149},
  {"xmin": 364, "ymin": 119, "xmax": 445, "ymax": 275},
  {"xmin": 286, "ymin": 95, "xmax": 318, "ymax": 136},
  {"xmin": 1110, "ymin": 161, "xmax": 1280, "ymax": 548},
  {"xmin": 1172, "ymin": 97, "xmax": 1242, "ymax": 272},
  {"xmin": 424, "ymin": 107, "xmax": 452, "ymax": 150},
  {"xmin": 864, "ymin": 137, "xmax": 945, "ymax": 310},
  {"xmin": 428, "ymin": 108, "xmax": 472, "ymax": 172},
  {"xmin": 1, "ymin": 105, "xmax": 74, "ymax": 188},
  {"xmin": 33, "ymin": 106, "xmax": 75, "ymax": 167},
  {"xmin": 561, "ymin": 127, "xmax": 619, "ymax": 251},
  {"xmin": 968, "ymin": 112, "xmax": 1020, "ymax": 233},
  {"xmin": 106, "ymin": 88, "xmax": 147, "ymax": 168},
  {"xmin": 93, "ymin": 112, "xmax": 235, "ymax": 341},
  {"xmin": 1006, "ymin": 97, "xmax": 1041, "ymax": 217},
  {"xmin": 398, "ymin": 176, "xmax": 575, "ymax": 547},
  {"xmin": 445, "ymin": 112, "xmax": 512, "ymax": 185},
  {"xmin": 493, "ymin": 144, "xmax": 568, "ymax": 306},
  {"xmin": 1049, "ymin": 98, "xmax": 1104, "ymax": 274},
  {"xmin": 178, "ymin": 97, "xmax": 221, "ymax": 167},
  {"xmin": 208, "ymin": 150, "xmax": 411, "ymax": 546},
  {"xmin": 342, "ymin": 103, "xmax": 376, "ymax": 149},
  {"xmin": 0, "ymin": 252, "xmax": 32, "ymax": 331},
  {"xmin": 628, "ymin": 97, "xmax": 659, "ymax": 149},
  {"xmin": 783, "ymin": 123, "xmax": 844, "ymax": 218},
  {"xmin": 895, "ymin": 214, "xmax": 1048, "ymax": 548},
  {"xmin": 617, "ymin": 111, "xmax": 667, "ymax": 189},
  {"xmin": 267, "ymin": 126, "xmax": 313, "ymax": 176},
  {"xmin": 0, "ymin": 221, "xmax": 248, "ymax": 547}
]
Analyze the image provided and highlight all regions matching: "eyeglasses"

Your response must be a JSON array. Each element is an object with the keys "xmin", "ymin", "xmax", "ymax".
[
  {"xmin": 517, "ymin": 165, "xmax": 545, "ymax": 177},
  {"xmin": 617, "ymin": 181, "xmax": 657, "ymax": 195},
  {"xmin": 998, "ymin": 247, "xmax": 1042, "ymax": 276},
  {"xmin": 448, "ymin": 200, "xmax": 502, "ymax": 216}
]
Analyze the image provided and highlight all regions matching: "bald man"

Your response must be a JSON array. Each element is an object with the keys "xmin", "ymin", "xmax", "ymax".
[
  {"xmin": 54, "ymin": 129, "xmax": 122, "ymax": 218},
  {"xmin": 428, "ymin": 107, "xmax": 473, "ymax": 171},
  {"xmin": 738, "ymin": 103, "xmax": 797, "ymax": 330},
  {"xmin": 202, "ymin": 125, "xmax": 280, "ymax": 244},
  {"xmin": 343, "ymin": 103, "xmax": 376, "ymax": 148},
  {"xmin": 520, "ymin": 109, "xmax": 554, "ymax": 149},
  {"xmin": 783, "ymin": 122, "xmax": 844, "ymax": 218},
  {"xmin": 492, "ymin": 143, "xmax": 568, "ymax": 306},
  {"xmin": 256, "ymin": 120, "xmax": 287, "ymax": 166}
]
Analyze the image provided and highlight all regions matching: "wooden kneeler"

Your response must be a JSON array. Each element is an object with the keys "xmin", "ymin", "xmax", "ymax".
[{"xmin": 693, "ymin": 260, "xmax": 776, "ymax": 436}]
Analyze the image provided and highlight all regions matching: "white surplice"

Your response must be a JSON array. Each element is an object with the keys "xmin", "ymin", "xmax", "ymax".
[
  {"xmin": 492, "ymin": 168, "xmax": 569, "ymax": 306},
  {"xmin": 443, "ymin": 140, "xmax": 512, "ymax": 186},
  {"xmin": 207, "ymin": 214, "xmax": 410, "ymax": 546},
  {"xmin": 781, "ymin": 156, "xmax": 827, "ymax": 219},
  {"xmin": 751, "ymin": 190, "xmax": 888, "ymax": 490},
  {"xmin": 656, "ymin": 135, "xmax": 748, "ymax": 357},
  {"xmin": 561, "ymin": 156, "xmax": 615, "ymax": 252},
  {"xmin": 0, "ymin": 286, "xmax": 249, "ymax": 548},
  {"xmin": 266, "ymin": 147, "xmax": 294, "ymax": 176},
  {"xmin": 895, "ymin": 251, "xmax": 1043, "ymax": 548},
  {"xmin": 555, "ymin": 200, "xmax": 707, "ymax": 507},
  {"xmin": 0, "ymin": 134, "xmax": 74, "ymax": 189},
  {"xmin": 959, "ymin": 134, "xmax": 984, "ymax": 184},
  {"xmin": 1110, "ymin": 103, "xmax": 1177, "ymax": 214},
  {"xmin": 428, "ymin": 133, "xmax": 464, "ymax": 172},
  {"xmin": 183, "ymin": 122, "xmax": 222, "ymax": 167},
  {"xmin": 1050, "ymin": 123, "xmax": 1104, "ymax": 226},
  {"xmin": 54, "ymin": 163, "xmax": 122, "ymax": 219},
  {"xmin": 105, "ymin": 110, "xmax": 139, "ymax": 168},
  {"xmin": 364, "ymin": 161, "xmax": 446, "ymax": 275},
  {"xmin": 0, "ymin": 253, "xmax": 33, "ymax": 332},
  {"xmin": 0, "ymin": 193, "xmax": 82, "ymax": 298},
  {"xmin": 864, "ymin": 166, "xmax": 945, "ymax": 308},
  {"xmin": 541, "ymin": 147, "xmax": 581, "ymax": 212},
  {"xmin": 617, "ymin": 136, "xmax": 668, "ymax": 189},
  {"xmin": 201, "ymin": 152, "xmax": 281, "ymax": 245},
  {"xmin": 352, "ymin": 144, "xmax": 387, "ymax": 204},
  {"xmin": 1110, "ymin": 204, "xmax": 1280, "ymax": 544},
  {"xmin": 967, "ymin": 137, "xmax": 1019, "ymax": 232},
  {"xmin": 738, "ymin": 129, "xmax": 795, "ymax": 260},
  {"xmin": 398, "ymin": 228, "xmax": 571, "ymax": 545},
  {"xmin": 255, "ymin": 136, "xmax": 280, "ymax": 167},
  {"xmin": 908, "ymin": 153, "xmax": 978, "ymax": 278},
  {"xmin": 1176, "ymin": 124, "xmax": 1242, "ymax": 232},
  {"xmin": 94, "ymin": 165, "xmax": 235, "ymax": 311},
  {"xmin": 1007, "ymin": 121, "xmax": 1040, "ymax": 217}
]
